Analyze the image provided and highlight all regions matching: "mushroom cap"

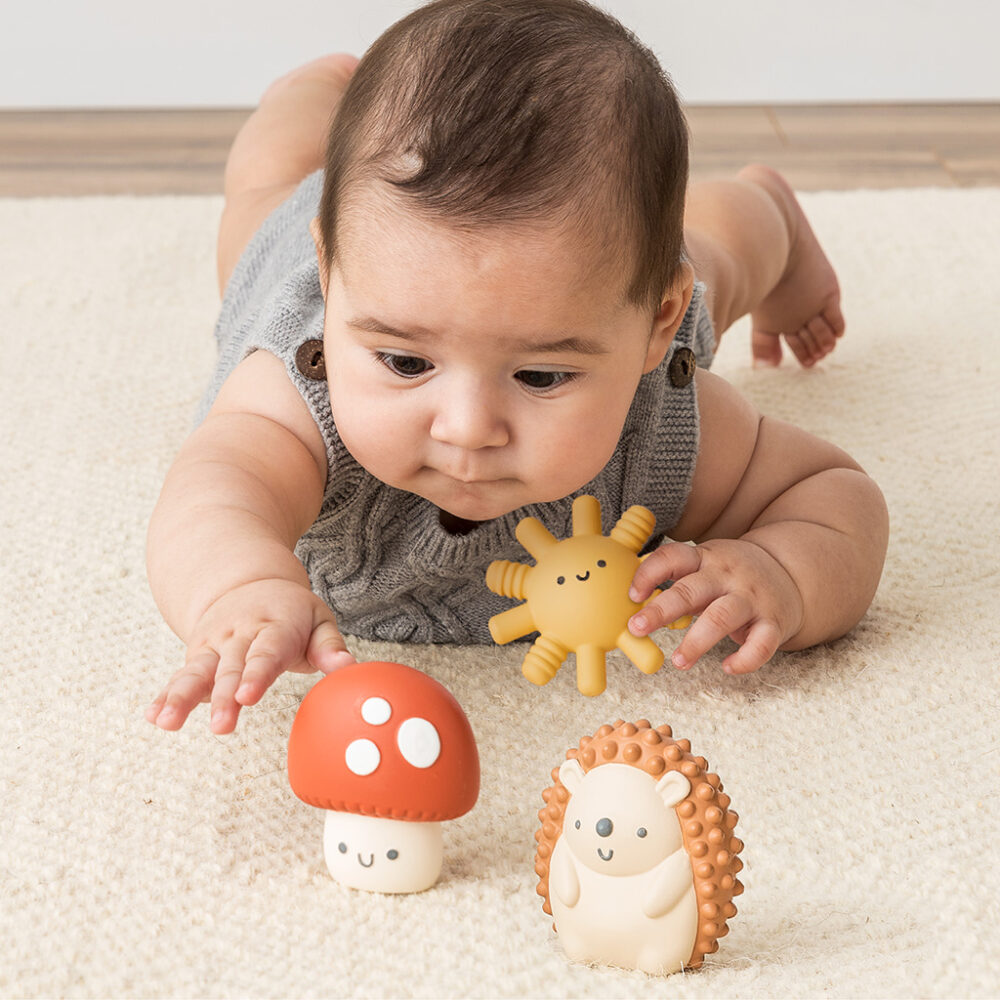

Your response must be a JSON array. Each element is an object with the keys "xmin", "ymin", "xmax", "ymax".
[{"xmin": 287, "ymin": 661, "xmax": 480, "ymax": 822}]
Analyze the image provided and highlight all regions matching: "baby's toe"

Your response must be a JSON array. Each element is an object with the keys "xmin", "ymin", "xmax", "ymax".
[
  {"xmin": 807, "ymin": 315, "xmax": 838, "ymax": 356},
  {"xmin": 823, "ymin": 296, "xmax": 846, "ymax": 338},
  {"xmin": 784, "ymin": 329, "xmax": 816, "ymax": 367},
  {"xmin": 751, "ymin": 329, "xmax": 783, "ymax": 368}
]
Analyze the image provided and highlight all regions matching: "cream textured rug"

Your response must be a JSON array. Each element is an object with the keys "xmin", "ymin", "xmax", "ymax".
[{"xmin": 2, "ymin": 186, "xmax": 999, "ymax": 1000}]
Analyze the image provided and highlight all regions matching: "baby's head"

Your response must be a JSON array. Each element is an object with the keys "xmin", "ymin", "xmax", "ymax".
[
  {"xmin": 311, "ymin": 0, "xmax": 696, "ymax": 522},
  {"xmin": 317, "ymin": 0, "xmax": 689, "ymax": 315}
]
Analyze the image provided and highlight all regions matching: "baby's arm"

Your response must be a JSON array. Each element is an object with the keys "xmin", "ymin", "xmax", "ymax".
[
  {"xmin": 146, "ymin": 350, "xmax": 354, "ymax": 733},
  {"xmin": 628, "ymin": 370, "xmax": 889, "ymax": 674}
]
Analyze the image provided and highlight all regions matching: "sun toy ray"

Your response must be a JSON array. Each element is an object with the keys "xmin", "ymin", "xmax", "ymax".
[{"xmin": 486, "ymin": 495, "xmax": 691, "ymax": 696}]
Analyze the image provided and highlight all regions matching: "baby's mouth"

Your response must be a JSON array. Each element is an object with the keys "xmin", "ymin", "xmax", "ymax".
[
  {"xmin": 598, "ymin": 848, "xmax": 614, "ymax": 861},
  {"xmin": 358, "ymin": 853, "xmax": 374, "ymax": 868},
  {"xmin": 576, "ymin": 571, "xmax": 591, "ymax": 582}
]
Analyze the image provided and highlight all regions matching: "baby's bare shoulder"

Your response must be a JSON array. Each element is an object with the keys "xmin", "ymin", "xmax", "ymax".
[
  {"xmin": 202, "ymin": 349, "xmax": 327, "ymax": 487},
  {"xmin": 670, "ymin": 371, "xmax": 760, "ymax": 540},
  {"xmin": 672, "ymin": 371, "xmax": 860, "ymax": 541}
]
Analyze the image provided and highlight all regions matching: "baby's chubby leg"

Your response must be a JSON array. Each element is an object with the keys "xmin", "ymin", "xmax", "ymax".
[
  {"xmin": 684, "ymin": 164, "xmax": 845, "ymax": 367},
  {"xmin": 217, "ymin": 53, "xmax": 359, "ymax": 293}
]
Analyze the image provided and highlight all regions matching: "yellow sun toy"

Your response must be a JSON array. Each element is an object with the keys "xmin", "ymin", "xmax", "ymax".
[{"xmin": 486, "ymin": 495, "xmax": 691, "ymax": 696}]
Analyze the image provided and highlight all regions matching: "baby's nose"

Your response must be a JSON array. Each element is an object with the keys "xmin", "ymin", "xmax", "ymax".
[
  {"xmin": 429, "ymin": 379, "xmax": 508, "ymax": 450},
  {"xmin": 596, "ymin": 817, "xmax": 613, "ymax": 837}
]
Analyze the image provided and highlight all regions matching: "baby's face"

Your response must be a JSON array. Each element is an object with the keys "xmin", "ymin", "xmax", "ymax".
[{"xmin": 317, "ymin": 195, "xmax": 673, "ymax": 522}]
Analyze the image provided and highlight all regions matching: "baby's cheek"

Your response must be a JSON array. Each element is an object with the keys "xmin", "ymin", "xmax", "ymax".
[
  {"xmin": 528, "ymin": 417, "xmax": 620, "ymax": 495},
  {"xmin": 331, "ymin": 392, "xmax": 413, "ymax": 477}
]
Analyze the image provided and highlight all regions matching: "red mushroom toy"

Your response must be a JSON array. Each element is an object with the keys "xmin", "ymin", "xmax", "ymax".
[{"xmin": 287, "ymin": 661, "xmax": 480, "ymax": 893}]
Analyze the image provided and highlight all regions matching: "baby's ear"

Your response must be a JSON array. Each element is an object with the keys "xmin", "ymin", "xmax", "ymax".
[
  {"xmin": 309, "ymin": 217, "xmax": 330, "ymax": 300},
  {"xmin": 643, "ymin": 259, "xmax": 695, "ymax": 373}
]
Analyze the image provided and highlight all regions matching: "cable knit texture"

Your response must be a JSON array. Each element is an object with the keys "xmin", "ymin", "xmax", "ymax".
[{"xmin": 199, "ymin": 170, "xmax": 717, "ymax": 642}]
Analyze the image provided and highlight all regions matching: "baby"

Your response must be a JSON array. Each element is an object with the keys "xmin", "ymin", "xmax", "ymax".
[{"xmin": 146, "ymin": 0, "xmax": 889, "ymax": 733}]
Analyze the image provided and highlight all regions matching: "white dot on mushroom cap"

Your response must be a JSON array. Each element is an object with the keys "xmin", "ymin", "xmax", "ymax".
[
  {"xmin": 361, "ymin": 696, "xmax": 392, "ymax": 726},
  {"xmin": 345, "ymin": 738, "xmax": 381, "ymax": 776},
  {"xmin": 397, "ymin": 718, "xmax": 441, "ymax": 769}
]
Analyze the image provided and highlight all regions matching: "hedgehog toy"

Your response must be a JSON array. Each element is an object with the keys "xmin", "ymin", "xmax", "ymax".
[
  {"xmin": 534, "ymin": 719, "xmax": 744, "ymax": 975},
  {"xmin": 485, "ymin": 495, "xmax": 691, "ymax": 696}
]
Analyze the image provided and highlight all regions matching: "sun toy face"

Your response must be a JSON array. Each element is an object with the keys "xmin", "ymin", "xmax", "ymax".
[
  {"xmin": 525, "ymin": 533, "xmax": 639, "ymax": 650},
  {"xmin": 486, "ymin": 495, "xmax": 690, "ymax": 696}
]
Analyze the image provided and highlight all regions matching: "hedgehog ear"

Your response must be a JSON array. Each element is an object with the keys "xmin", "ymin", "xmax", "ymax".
[
  {"xmin": 655, "ymin": 770, "xmax": 691, "ymax": 808},
  {"xmin": 558, "ymin": 758, "xmax": 586, "ymax": 794}
]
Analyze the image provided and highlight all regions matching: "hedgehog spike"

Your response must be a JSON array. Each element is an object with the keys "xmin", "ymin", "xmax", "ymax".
[{"xmin": 572, "ymin": 494, "xmax": 603, "ymax": 536}]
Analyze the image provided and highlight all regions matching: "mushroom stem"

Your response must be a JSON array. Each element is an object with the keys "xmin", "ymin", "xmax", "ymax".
[{"xmin": 322, "ymin": 810, "xmax": 444, "ymax": 894}]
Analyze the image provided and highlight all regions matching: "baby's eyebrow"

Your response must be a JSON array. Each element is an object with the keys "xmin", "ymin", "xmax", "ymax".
[
  {"xmin": 347, "ymin": 316, "xmax": 431, "ymax": 340},
  {"xmin": 347, "ymin": 315, "xmax": 610, "ymax": 356}
]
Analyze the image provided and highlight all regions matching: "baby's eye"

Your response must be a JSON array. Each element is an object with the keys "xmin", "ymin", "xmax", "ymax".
[
  {"xmin": 376, "ymin": 352, "xmax": 433, "ymax": 378},
  {"xmin": 515, "ymin": 369, "xmax": 576, "ymax": 391},
  {"xmin": 387, "ymin": 849, "xmax": 399, "ymax": 860},
  {"xmin": 338, "ymin": 842, "xmax": 348, "ymax": 854},
  {"xmin": 636, "ymin": 828, "xmax": 647, "ymax": 838}
]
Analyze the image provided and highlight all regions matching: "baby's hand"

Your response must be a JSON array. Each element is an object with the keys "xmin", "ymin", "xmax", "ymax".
[
  {"xmin": 627, "ymin": 539, "xmax": 804, "ymax": 675},
  {"xmin": 146, "ymin": 579, "xmax": 355, "ymax": 733}
]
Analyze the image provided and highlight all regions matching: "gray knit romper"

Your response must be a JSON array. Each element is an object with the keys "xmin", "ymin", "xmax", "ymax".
[{"xmin": 198, "ymin": 171, "xmax": 716, "ymax": 644}]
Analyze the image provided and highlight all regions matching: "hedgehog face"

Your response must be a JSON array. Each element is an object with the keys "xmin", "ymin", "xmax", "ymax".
[{"xmin": 559, "ymin": 763, "xmax": 687, "ymax": 877}]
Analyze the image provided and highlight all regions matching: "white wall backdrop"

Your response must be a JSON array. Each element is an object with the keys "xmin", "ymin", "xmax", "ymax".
[{"xmin": 3, "ymin": 0, "xmax": 999, "ymax": 108}]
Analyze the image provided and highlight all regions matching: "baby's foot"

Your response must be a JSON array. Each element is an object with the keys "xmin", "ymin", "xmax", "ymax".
[{"xmin": 742, "ymin": 164, "xmax": 845, "ymax": 368}]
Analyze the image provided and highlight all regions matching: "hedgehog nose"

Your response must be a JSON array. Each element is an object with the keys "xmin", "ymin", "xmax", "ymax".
[{"xmin": 596, "ymin": 817, "xmax": 613, "ymax": 837}]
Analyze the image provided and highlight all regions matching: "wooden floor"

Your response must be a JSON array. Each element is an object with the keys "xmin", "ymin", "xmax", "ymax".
[{"xmin": 1, "ymin": 104, "xmax": 998, "ymax": 196}]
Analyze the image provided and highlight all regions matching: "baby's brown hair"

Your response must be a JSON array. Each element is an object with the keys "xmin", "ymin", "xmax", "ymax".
[{"xmin": 317, "ymin": 0, "xmax": 689, "ymax": 314}]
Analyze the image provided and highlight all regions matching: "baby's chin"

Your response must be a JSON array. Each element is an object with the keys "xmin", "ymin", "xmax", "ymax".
[
  {"xmin": 386, "ymin": 464, "xmax": 596, "ymax": 524},
  {"xmin": 431, "ymin": 484, "xmax": 580, "ymax": 526},
  {"xmin": 432, "ymin": 494, "xmax": 520, "ymax": 525},
  {"xmin": 409, "ymin": 476, "xmax": 528, "ymax": 524}
]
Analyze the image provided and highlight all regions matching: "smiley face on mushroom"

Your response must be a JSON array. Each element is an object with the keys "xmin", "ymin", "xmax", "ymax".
[
  {"xmin": 335, "ymin": 835, "xmax": 398, "ymax": 870},
  {"xmin": 288, "ymin": 662, "xmax": 479, "ymax": 894}
]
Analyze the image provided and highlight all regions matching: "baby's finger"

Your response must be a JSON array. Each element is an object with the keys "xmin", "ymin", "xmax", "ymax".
[
  {"xmin": 145, "ymin": 690, "xmax": 168, "ymax": 724},
  {"xmin": 630, "ymin": 542, "xmax": 702, "ymax": 602},
  {"xmin": 671, "ymin": 594, "xmax": 752, "ymax": 670},
  {"xmin": 210, "ymin": 640, "xmax": 255, "ymax": 733},
  {"xmin": 722, "ymin": 618, "xmax": 783, "ymax": 675},
  {"xmin": 307, "ymin": 617, "xmax": 355, "ymax": 673},
  {"xmin": 150, "ymin": 647, "xmax": 219, "ymax": 730},
  {"xmin": 236, "ymin": 623, "xmax": 307, "ymax": 706},
  {"xmin": 629, "ymin": 569, "xmax": 717, "ymax": 637}
]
